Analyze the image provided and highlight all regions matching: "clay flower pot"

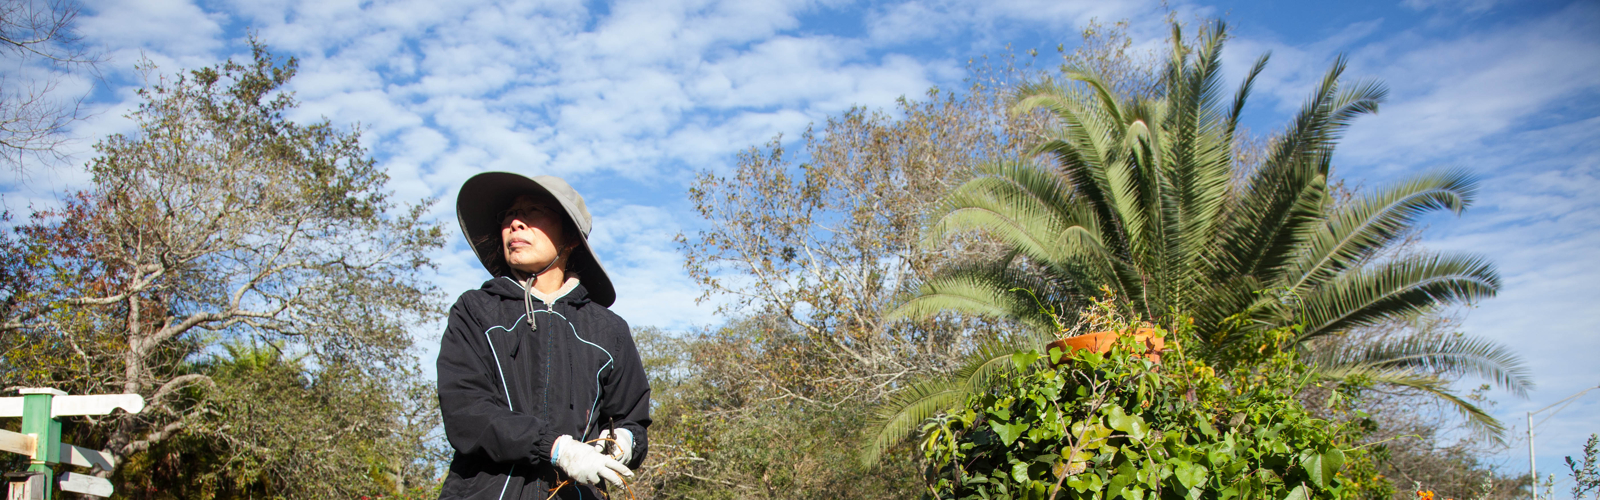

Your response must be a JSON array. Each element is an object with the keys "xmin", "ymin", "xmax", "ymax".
[{"xmin": 1046, "ymin": 328, "xmax": 1168, "ymax": 367}]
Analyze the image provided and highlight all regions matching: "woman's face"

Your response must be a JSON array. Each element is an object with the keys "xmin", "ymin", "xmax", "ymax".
[{"xmin": 499, "ymin": 195, "xmax": 571, "ymax": 275}]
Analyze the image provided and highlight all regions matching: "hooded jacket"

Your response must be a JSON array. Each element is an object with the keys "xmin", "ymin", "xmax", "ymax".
[{"xmin": 437, "ymin": 277, "xmax": 650, "ymax": 499}]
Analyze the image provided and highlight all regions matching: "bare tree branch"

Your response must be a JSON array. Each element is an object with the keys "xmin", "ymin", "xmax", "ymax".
[{"xmin": 0, "ymin": 0, "xmax": 99, "ymax": 172}]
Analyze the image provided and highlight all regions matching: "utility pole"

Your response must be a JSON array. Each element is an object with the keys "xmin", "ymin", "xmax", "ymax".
[
  {"xmin": 1530, "ymin": 411, "xmax": 1537, "ymax": 500},
  {"xmin": 1527, "ymin": 383, "xmax": 1600, "ymax": 500}
]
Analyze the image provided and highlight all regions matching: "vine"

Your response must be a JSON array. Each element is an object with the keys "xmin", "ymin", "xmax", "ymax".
[{"xmin": 919, "ymin": 308, "xmax": 1389, "ymax": 500}]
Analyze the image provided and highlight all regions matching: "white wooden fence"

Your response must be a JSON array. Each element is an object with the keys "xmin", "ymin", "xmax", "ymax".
[{"xmin": 1, "ymin": 389, "xmax": 144, "ymax": 499}]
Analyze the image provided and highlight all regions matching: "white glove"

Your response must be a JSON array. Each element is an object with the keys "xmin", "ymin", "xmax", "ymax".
[
  {"xmin": 552, "ymin": 435, "xmax": 632, "ymax": 487},
  {"xmin": 592, "ymin": 428, "xmax": 634, "ymax": 464}
]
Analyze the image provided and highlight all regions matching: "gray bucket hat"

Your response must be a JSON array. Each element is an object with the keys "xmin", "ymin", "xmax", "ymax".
[{"xmin": 456, "ymin": 172, "xmax": 616, "ymax": 307}]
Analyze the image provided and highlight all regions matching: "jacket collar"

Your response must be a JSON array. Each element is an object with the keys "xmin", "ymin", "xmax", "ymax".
[{"xmin": 480, "ymin": 276, "xmax": 593, "ymax": 306}]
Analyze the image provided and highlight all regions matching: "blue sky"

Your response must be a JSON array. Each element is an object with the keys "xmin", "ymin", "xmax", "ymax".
[{"xmin": 5, "ymin": 0, "xmax": 1597, "ymax": 491}]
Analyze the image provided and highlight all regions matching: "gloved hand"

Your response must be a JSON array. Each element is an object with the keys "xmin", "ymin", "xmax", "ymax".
[
  {"xmin": 552, "ymin": 435, "xmax": 632, "ymax": 487},
  {"xmin": 592, "ymin": 428, "xmax": 634, "ymax": 464}
]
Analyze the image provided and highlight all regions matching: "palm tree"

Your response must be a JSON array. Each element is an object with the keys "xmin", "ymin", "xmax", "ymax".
[{"xmin": 862, "ymin": 20, "xmax": 1529, "ymax": 464}]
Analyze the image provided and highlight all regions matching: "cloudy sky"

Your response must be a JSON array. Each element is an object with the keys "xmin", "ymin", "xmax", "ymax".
[{"xmin": 4, "ymin": 0, "xmax": 1597, "ymax": 490}]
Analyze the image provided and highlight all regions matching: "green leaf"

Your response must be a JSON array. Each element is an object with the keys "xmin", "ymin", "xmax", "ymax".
[
  {"xmin": 1049, "ymin": 346, "xmax": 1066, "ymax": 364},
  {"xmin": 1107, "ymin": 471, "xmax": 1132, "ymax": 498},
  {"xmin": 1301, "ymin": 447, "xmax": 1343, "ymax": 489},
  {"xmin": 1175, "ymin": 462, "xmax": 1207, "ymax": 489},
  {"xmin": 1300, "ymin": 451, "xmax": 1324, "ymax": 488},
  {"xmin": 1283, "ymin": 484, "xmax": 1309, "ymax": 500},
  {"xmin": 1108, "ymin": 406, "xmax": 1148, "ymax": 438},
  {"xmin": 1322, "ymin": 447, "xmax": 1345, "ymax": 485},
  {"xmin": 1039, "ymin": 372, "xmax": 1064, "ymax": 400},
  {"xmin": 991, "ymin": 421, "xmax": 1028, "ymax": 446},
  {"xmin": 1013, "ymin": 350, "xmax": 1041, "ymax": 371},
  {"xmin": 1013, "ymin": 460, "xmax": 1032, "ymax": 483},
  {"xmin": 1084, "ymin": 350, "xmax": 1105, "ymax": 366},
  {"xmin": 991, "ymin": 407, "xmax": 1012, "ymax": 421},
  {"xmin": 1068, "ymin": 475, "xmax": 1091, "ymax": 493},
  {"xmin": 1028, "ymin": 481, "xmax": 1050, "ymax": 500},
  {"xmin": 1220, "ymin": 485, "xmax": 1239, "ymax": 500}
]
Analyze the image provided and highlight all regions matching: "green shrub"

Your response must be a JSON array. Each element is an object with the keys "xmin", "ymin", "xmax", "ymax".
[{"xmin": 919, "ymin": 323, "xmax": 1391, "ymax": 500}]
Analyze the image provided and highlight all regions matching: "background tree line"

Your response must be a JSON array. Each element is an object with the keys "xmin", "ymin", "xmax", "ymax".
[{"xmin": 641, "ymin": 19, "xmax": 1540, "ymax": 500}]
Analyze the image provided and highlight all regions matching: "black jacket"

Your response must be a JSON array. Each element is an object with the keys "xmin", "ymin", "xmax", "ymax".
[{"xmin": 437, "ymin": 277, "xmax": 651, "ymax": 499}]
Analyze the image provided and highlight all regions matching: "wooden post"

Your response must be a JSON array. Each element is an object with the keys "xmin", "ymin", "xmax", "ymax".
[
  {"xmin": 16, "ymin": 389, "xmax": 62, "ymax": 500},
  {"xmin": 5, "ymin": 472, "xmax": 45, "ymax": 500}
]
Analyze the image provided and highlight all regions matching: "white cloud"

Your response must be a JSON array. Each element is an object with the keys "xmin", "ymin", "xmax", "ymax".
[
  {"xmin": 79, "ymin": 0, "xmax": 224, "ymax": 61},
  {"xmin": 1401, "ymin": 0, "xmax": 1499, "ymax": 14},
  {"xmin": 589, "ymin": 204, "xmax": 722, "ymax": 329},
  {"xmin": 867, "ymin": 2, "xmax": 958, "ymax": 44},
  {"xmin": 1342, "ymin": 6, "xmax": 1600, "ymax": 171}
]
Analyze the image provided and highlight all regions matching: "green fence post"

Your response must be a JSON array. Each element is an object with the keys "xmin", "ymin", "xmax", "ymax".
[{"xmin": 19, "ymin": 388, "xmax": 64, "ymax": 500}]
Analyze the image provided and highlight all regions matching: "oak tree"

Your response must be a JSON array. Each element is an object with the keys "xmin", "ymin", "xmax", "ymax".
[{"xmin": 1, "ymin": 41, "xmax": 445, "ymax": 496}]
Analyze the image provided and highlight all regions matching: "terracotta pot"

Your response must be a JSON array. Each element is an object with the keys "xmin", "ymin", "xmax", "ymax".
[{"xmin": 1046, "ymin": 329, "xmax": 1169, "ymax": 367}]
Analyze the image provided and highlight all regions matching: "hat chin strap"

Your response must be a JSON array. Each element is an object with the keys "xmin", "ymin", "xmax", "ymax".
[
  {"xmin": 520, "ymin": 248, "xmax": 570, "ymax": 334},
  {"xmin": 513, "ymin": 248, "xmax": 568, "ymax": 283}
]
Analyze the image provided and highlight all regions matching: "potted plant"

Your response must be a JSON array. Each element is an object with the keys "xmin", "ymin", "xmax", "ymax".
[{"xmin": 1047, "ymin": 324, "xmax": 1168, "ymax": 365}]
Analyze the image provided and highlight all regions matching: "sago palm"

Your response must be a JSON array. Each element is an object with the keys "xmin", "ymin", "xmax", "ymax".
[{"xmin": 863, "ymin": 20, "xmax": 1529, "ymax": 465}]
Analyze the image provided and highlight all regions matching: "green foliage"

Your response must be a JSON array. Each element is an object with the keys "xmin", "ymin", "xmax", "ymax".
[
  {"xmin": 921, "ymin": 324, "xmax": 1391, "ymax": 500},
  {"xmin": 862, "ymin": 330, "xmax": 1050, "ymax": 467},
  {"xmin": 893, "ymin": 19, "xmax": 1526, "ymax": 446},
  {"xmin": 1, "ymin": 39, "xmax": 446, "ymax": 497},
  {"xmin": 109, "ymin": 342, "xmax": 442, "ymax": 499},
  {"xmin": 668, "ymin": 50, "xmax": 1052, "ymax": 495},
  {"xmin": 1569, "ymin": 434, "xmax": 1600, "ymax": 500},
  {"xmin": 634, "ymin": 321, "xmax": 925, "ymax": 499}
]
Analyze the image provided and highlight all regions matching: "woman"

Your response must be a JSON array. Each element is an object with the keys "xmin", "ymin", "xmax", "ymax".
[{"xmin": 437, "ymin": 172, "xmax": 650, "ymax": 499}]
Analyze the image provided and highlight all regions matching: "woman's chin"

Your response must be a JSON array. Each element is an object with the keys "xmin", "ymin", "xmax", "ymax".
[{"xmin": 506, "ymin": 258, "xmax": 554, "ymax": 274}]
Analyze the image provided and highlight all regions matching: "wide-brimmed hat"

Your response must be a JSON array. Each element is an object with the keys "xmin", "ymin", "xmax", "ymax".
[{"xmin": 456, "ymin": 172, "xmax": 615, "ymax": 307}]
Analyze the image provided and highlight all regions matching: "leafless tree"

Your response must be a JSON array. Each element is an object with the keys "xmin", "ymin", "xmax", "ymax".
[{"xmin": 1, "ymin": 0, "xmax": 100, "ymax": 173}]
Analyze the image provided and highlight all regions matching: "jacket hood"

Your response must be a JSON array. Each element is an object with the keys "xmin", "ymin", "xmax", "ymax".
[{"xmin": 479, "ymin": 277, "xmax": 594, "ymax": 306}]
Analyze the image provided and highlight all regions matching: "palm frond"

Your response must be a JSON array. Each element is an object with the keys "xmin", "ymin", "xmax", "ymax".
[
  {"xmin": 923, "ymin": 161, "xmax": 1132, "ymax": 296},
  {"xmin": 1315, "ymin": 328, "xmax": 1531, "ymax": 397},
  {"xmin": 1228, "ymin": 53, "xmax": 1271, "ymax": 134},
  {"xmin": 858, "ymin": 375, "xmax": 972, "ymax": 467},
  {"xmin": 1313, "ymin": 363, "xmax": 1508, "ymax": 442},
  {"xmin": 1296, "ymin": 253, "xmax": 1499, "ymax": 340},
  {"xmin": 1212, "ymin": 170, "xmax": 1328, "ymax": 283},
  {"xmin": 1186, "ymin": 275, "xmax": 1276, "ymax": 354},
  {"xmin": 1288, "ymin": 169, "xmax": 1478, "ymax": 293},
  {"xmin": 1326, "ymin": 77, "xmax": 1388, "ymax": 132},
  {"xmin": 888, "ymin": 263, "xmax": 1086, "ymax": 333},
  {"xmin": 860, "ymin": 333, "xmax": 1049, "ymax": 465},
  {"xmin": 1215, "ymin": 55, "xmax": 1359, "ymax": 278}
]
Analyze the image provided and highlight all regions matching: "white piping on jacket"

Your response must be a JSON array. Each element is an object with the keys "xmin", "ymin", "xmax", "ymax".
[{"xmin": 479, "ymin": 276, "xmax": 613, "ymax": 500}]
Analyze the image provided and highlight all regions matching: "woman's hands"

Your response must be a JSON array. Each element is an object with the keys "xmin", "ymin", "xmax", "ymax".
[
  {"xmin": 552, "ymin": 435, "xmax": 632, "ymax": 487},
  {"xmin": 592, "ymin": 428, "xmax": 634, "ymax": 464}
]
